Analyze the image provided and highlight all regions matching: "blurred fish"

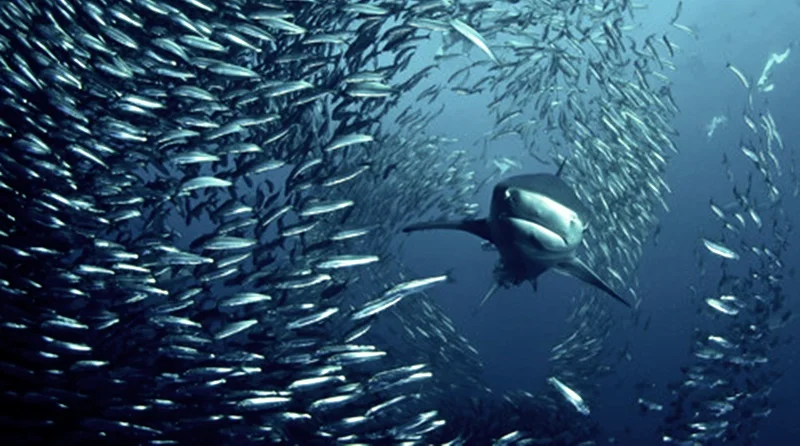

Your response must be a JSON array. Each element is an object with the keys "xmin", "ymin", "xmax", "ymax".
[
  {"xmin": 548, "ymin": 376, "xmax": 590, "ymax": 416},
  {"xmin": 702, "ymin": 238, "xmax": 740, "ymax": 260}
]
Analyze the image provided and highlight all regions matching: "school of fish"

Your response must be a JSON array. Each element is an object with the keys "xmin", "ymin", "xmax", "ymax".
[{"xmin": 0, "ymin": 0, "xmax": 796, "ymax": 444}]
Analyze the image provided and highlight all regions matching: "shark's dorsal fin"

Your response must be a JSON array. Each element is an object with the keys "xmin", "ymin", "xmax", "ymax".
[
  {"xmin": 402, "ymin": 219, "xmax": 493, "ymax": 243},
  {"xmin": 556, "ymin": 257, "xmax": 631, "ymax": 308}
]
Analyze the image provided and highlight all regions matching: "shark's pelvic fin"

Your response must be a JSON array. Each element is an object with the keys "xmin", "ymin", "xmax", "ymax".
[
  {"xmin": 402, "ymin": 219, "xmax": 493, "ymax": 243},
  {"xmin": 474, "ymin": 281, "xmax": 501, "ymax": 314},
  {"xmin": 556, "ymin": 257, "xmax": 631, "ymax": 308}
]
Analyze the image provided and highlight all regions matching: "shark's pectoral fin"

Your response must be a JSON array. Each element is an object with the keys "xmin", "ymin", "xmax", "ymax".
[
  {"xmin": 556, "ymin": 257, "xmax": 631, "ymax": 308},
  {"xmin": 403, "ymin": 219, "xmax": 493, "ymax": 243}
]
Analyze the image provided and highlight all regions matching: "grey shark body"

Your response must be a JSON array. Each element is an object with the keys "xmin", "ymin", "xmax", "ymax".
[{"xmin": 403, "ymin": 173, "xmax": 630, "ymax": 308}]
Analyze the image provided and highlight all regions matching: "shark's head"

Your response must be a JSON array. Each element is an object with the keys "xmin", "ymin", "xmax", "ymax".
[
  {"xmin": 502, "ymin": 187, "xmax": 585, "ymax": 251},
  {"xmin": 490, "ymin": 174, "xmax": 589, "ymax": 255}
]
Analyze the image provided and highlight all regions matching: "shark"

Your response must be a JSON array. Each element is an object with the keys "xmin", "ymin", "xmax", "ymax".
[{"xmin": 402, "ymin": 169, "xmax": 631, "ymax": 309}]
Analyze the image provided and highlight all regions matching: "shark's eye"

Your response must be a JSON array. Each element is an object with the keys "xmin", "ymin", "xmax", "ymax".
[{"xmin": 504, "ymin": 189, "xmax": 517, "ymax": 205}]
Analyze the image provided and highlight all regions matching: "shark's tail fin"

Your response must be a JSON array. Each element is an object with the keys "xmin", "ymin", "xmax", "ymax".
[
  {"xmin": 556, "ymin": 257, "xmax": 631, "ymax": 308},
  {"xmin": 403, "ymin": 219, "xmax": 493, "ymax": 243}
]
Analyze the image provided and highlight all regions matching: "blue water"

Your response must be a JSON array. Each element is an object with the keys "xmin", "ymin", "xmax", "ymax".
[{"xmin": 402, "ymin": 1, "xmax": 800, "ymax": 443}]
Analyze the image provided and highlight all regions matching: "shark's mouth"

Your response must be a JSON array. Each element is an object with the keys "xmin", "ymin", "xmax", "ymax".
[
  {"xmin": 503, "ymin": 188, "xmax": 585, "ymax": 250},
  {"xmin": 506, "ymin": 216, "xmax": 571, "ymax": 252}
]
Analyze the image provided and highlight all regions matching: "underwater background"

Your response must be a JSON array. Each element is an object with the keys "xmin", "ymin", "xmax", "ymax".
[{"xmin": 0, "ymin": 0, "xmax": 798, "ymax": 444}]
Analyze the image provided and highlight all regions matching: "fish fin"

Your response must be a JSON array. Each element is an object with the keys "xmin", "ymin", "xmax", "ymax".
[
  {"xmin": 403, "ymin": 219, "xmax": 493, "ymax": 243},
  {"xmin": 473, "ymin": 281, "xmax": 500, "ymax": 314},
  {"xmin": 555, "ymin": 157, "xmax": 568, "ymax": 177},
  {"xmin": 556, "ymin": 257, "xmax": 631, "ymax": 308},
  {"xmin": 444, "ymin": 269, "xmax": 457, "ymax": 284}
]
